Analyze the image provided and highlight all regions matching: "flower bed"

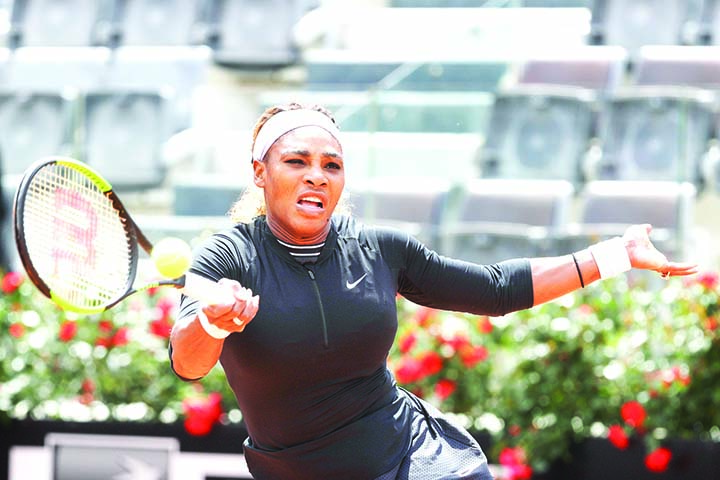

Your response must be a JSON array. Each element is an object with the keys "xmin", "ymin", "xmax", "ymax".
[
  {"xmin": 2, "ymin": 269, "xmax": 720, "ymax": 478},
  {"xmin": 388, "ymin": 271, "xmax": 720, "ymax": 477}
]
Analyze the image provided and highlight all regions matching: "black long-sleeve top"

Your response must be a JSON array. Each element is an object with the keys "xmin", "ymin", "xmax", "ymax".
[{"xmin": 174, "ymin": 215, "xmax": 534, "ymax": 479}]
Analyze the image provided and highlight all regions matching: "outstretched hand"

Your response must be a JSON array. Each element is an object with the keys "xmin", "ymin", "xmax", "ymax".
[{"xmin": 623, "ymin": 224, "xmax": 698, "ymax": 278}]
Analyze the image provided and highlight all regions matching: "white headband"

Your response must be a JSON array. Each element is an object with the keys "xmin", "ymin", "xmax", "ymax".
[{"xmin": 251, "ymin": 109, "xmax": 341, "ymax": 162}]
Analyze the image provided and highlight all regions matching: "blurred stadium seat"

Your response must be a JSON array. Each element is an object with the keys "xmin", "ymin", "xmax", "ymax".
[
  {"xmin": 171, "ymin": 174, "xmax": 245, "ymax": 216},
  {"xmin": 520, "ymin": 0, "xmax": 592, "ymax": 6},
  {"xmin": 633, "ymin": 45, "xmax": 720, "ymax": 88},
  {"xmin": 590, "ymin": 0, "xmax": 700, "ymax": 57},
  {"xmin": 437, "ymin": 179, "xmax": 574, "ymax": 263},
  {"xmin": 0, "ymin": 89, "xmax": 76, "ymax": 175},
  {"xmin": 203, "ymin": 0, "xmax": 317, "ymax": 68},
  {"xmin": 477, "ymin": 84, "xmax": 597, "ymax": 185},
  {"xmin": 696, "ymin": 0, "xmax": 720, "ymax": 45},
  {"xmin": 304, "ymin": 56, "xmax": 512, "ymax": 92},
  {"xmin": 2, "ymin": 47, "xmax": 109, "ymax": 90},
  {"xmin": 108, "ymin": 0, "xmax": 207, "ymax": 47},
  {"xmin": 340, "ymin": 131, "xmax": 482, "ymax": 186},
  {"xmin": 390, "ymin": 1, "xmax": 591, "ymax": 8},
  {"xmin": 7, "ymin": 0, "xmax": 112, "ymax": 47},
  {"xmin": 298, "ymin": 7, "xmax": 590, "ymax": 56},
  {"xmin": 103, "ymin": 46, "xmax": 212, "ymax": 132},
  {"xmin": 591, "ymin": 86, "xmax": 717, "ymax": 187},
  {"xmin": 335, "ymin": 92, "xmax": 494, "ymax": 134},
  {"xmin": 261, "ymin": 90, "xmax": 494, "ymax": 134},
  {"xmin": 390, "ymin": 0, "xmax": 486, "ymax": 6},
  {"xmin": 78, "ymin": 89, "xmax": 171, "ymax": 190},
  {"xmin": 349, "ymin": 178, "xmax": 451, "ymax": 248},
  {"xmin": 515, "ymin": 45, "xmax": 628, "ymax": 93}
]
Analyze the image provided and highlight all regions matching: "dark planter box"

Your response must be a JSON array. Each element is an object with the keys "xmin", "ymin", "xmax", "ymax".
[
  {"xmin": 534, "ymin": 437, "xmax": 720, "ymax": 480},
  {"xmin": 3, "ymin": 420, "xmax": 719, "ymax": 480}
]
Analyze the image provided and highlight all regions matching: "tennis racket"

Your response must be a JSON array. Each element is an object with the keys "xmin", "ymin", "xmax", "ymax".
[{"xmin": 13, "ymin": 156, "xmax": 234, "ymax": 314}]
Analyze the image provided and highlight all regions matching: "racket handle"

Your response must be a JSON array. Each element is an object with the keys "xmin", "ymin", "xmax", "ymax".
[{"xmin": 182, "ymin": 272, "xmax": 236, "ymax": 306}]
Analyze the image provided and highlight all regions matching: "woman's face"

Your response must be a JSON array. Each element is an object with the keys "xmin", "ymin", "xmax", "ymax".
[{"xmin": 253, "ymin": 125, "xmax": 345, "ymax": 245}]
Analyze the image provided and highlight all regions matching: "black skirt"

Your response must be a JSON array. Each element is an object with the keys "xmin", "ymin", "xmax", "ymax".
[{"xmin": 375, "ymin": 389, "xmax": 495, "ymax": 480}]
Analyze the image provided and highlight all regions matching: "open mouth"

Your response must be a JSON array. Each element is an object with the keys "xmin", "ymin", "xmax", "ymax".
[{"xmin": 297, "ymin": 195, "xmax": 324, "ymax": 209}]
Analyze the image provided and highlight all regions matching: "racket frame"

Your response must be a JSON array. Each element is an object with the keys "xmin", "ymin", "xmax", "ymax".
[{"xmin": 13, "ymin": 156, "xmax": 182, "ymax": 314}]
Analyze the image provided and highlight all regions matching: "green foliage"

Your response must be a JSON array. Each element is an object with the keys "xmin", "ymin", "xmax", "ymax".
[
  {"xmin": 3, "ymin": 268, "xmax": 720, "ymax": 471},
  {"xmin": 389, "ymin": 271, "xmax": 720, "ymax": 473},
  {"xmin": 0, "ymin": 271, "xmax": 232, "ymax": 425}
]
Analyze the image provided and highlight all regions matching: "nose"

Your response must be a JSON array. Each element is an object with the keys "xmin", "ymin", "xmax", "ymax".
[{"xmin": 304, "ymin": 165, "xmax": 327, "ymax": 187}]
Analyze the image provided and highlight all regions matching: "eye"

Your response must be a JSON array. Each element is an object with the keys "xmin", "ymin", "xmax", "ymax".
[
  {"xmin": 285, "ymin": 158, "xmax": 305, "ymax": 165},
  {"xmin": 325, "ymin": 161, "xmax": 342, "ymax": 170}
]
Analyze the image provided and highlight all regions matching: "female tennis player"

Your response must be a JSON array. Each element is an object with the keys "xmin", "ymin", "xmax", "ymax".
[{"xmin": 169, "ymin": 103, "xmax": 697, "ymax": 479}]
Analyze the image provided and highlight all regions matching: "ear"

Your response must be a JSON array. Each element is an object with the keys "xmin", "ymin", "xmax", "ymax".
[{"xmin": 253, "ymin": 160, "xmax": 266, "ymax": 188}]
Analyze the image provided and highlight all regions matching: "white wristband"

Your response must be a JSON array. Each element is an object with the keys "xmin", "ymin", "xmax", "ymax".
[
  {"xmin": 588, "ymin": 237, "xmax": 632, "ymax": 279},
  {"xmin": 196, "ymin": 310, "xmax": 232, "ymax": 340}
]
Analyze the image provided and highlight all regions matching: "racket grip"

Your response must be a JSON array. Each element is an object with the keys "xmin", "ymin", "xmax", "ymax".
[{"xmin": 181, "ymin": 272, "xmax": 236, "ymax": 306}]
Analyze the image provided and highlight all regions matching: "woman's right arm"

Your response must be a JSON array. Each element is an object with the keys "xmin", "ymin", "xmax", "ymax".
[{"xmin": 170, "ymin": 280, "xmax": 259, "ymax": 380}]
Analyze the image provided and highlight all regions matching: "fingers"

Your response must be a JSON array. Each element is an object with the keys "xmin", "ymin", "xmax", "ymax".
[
  {"xmin": 202, "ymin": 279, "xmax": 260, "ymax": 333},
  {"xmin": 233, "ymin": 294, "xmax": 260, "ymax": 332},
  {"xmin": 658, "ymin": 262, "xmax": 699, "ymax": 278}
]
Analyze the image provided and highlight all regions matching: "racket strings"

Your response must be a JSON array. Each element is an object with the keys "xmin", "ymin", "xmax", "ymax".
[{"xmin": 22, "ymin": 164, "xmax": 133, "ymax": 310}]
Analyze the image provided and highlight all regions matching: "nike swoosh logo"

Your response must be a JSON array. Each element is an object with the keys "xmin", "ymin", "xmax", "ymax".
[{"xmin": 346, "ymin": 273, "xmax": 368, "ymax": 290}]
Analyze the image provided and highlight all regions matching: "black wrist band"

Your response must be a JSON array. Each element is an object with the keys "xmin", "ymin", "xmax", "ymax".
[{"xmin": 572, "ymin": 253, "xmax": 585, "ymax": 288}]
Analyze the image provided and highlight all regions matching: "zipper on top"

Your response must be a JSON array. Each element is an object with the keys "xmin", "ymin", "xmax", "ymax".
[{"xmin": 305, "ymin": 268, "xmax": 329, "ymax": 348}]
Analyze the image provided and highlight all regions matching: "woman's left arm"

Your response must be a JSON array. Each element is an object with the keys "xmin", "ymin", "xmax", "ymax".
[{"xmin": 531, "ymin": 224, "xmax": 698, "ymax": 306}]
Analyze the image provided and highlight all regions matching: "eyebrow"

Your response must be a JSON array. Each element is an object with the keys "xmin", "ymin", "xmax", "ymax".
[{"xmin": 282, "ymin": 149, "xmax": 343, "ymax": 159}]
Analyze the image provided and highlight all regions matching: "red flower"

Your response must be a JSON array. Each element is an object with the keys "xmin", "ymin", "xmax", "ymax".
[
  {"xmin": 460, "ymin": 345, "xmax": 488, "ymax": 368},
  {"xmin": 621, "ymin": 401, "xmax": 646, "ymax": 429},
  {"xmin": 156, "ymin": 296, "xmax": 176, "ymax": 320},
  {"xmin": 645, "ymin": 447, "xmax": 672, "ymax": 472},
  {"xmin": 413, "ymin": 306, "xmax": 438, "ymax": 327},
  {"xmin": 705, "ymin": 316, "xmax": 718, "ymax": 332},
  {"xmin": 1, "ymin": 271, "xmax": 23, "ymax": 294},
  {"xmin": 435, "ymin": 378, "xmax": 456, "ymax": 401},
  {"xmin": 58, "ymin": 320, "xmax": 78, "ymax": 342},
  {"xmin": 608, "ymin": 425, "xmax": 629, "ymax": 449},
  {"xmin": 9, "ymin": 322, "xmax": 25, "ymax": 338},
  {"xmin": 398, "ymin": 332, "xmax": 417, "ymax": 354},
  {"xmin": 478, "ymin": 316, "xmax": 493, "ymax": 334},
  {"xmin": 508, "ymin": 425, "xmax": 522, "ymax": 437},
  {"xmin": 577, "ymin": 303, "xmax": 594, "ymax": 316},
  {"xmin": 499, "ymin": 447, "xmax": 532, "ymax": 480},
  {"xmin": 183, "ymin": 392, "xmax": 224, "ymax": 436},
  {"xmin": 150, "ymin": 317, "xmax": 173, "ymax": 339},
  {"xmin": 418, "ymin": 351, "xmax": 443, "ymax": 378},
  {"xmin": 98, "ymin": 320, "xmax": 114, "ymax": 333},
  {"xmin": 442, "ymin": 334, "xmax": 470, "ymax": 353},
  {"xmin": 82, "ymin": 379, "xmax": 95, "ymax": 394},
  {"xmin": 695, "ymin": 271, "xmax": 719, "ymax": 290},
  {"xmin": 395, "ymin": 357, "xmax": 423, "ymax": 384},
  {"xmin": 96, "ymin": 325, "xmax": 130, "ymax": 348},
  {"xmin": 669, "ymin": 366, "xmax": 690, "ymax": 387},
  {"xmin": 499, "ymin": 446, "xmax": 526, "ymax": 466},
  {"xmin": 506, "ymin": 463, "xmax": 533, "ymax": 480},
  {"xmin": 112, "ymin": 327, "xmax": 130, "ymax": 347},
  {"xmin": 77, "ymin": 379, "xmax": 96, "ymax": 405}
]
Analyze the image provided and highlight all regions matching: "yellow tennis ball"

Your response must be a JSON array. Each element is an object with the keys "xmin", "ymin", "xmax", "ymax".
[{"xmin": 152, "ymin": 237, "xmax": 193, "ymax": 279}]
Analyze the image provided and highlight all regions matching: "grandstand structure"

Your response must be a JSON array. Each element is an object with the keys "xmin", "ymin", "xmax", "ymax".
[{"xmin": 1, "ymin": 0, "xmax": 719, "ymax": 272}]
